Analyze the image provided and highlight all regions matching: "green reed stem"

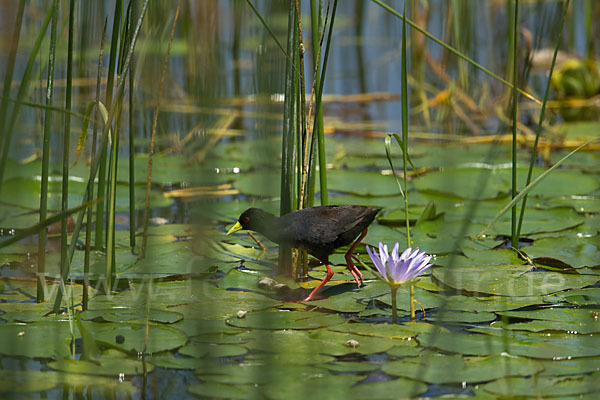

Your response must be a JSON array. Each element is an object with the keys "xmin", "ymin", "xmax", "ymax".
[
  {"xmin": 60, "ymin": 0, "xmax": 75, "ymax": 303},
  {"xmin": 84, "ymin": 21, "xmax": 107, "ymax": 310},
  {"xmin": 278, "ymin": 0, "xmax": 300, "ymax": 276},
  {"xmin": 400, "ymin": 0, "xmax": 414, "ymax": 321},
  {"xmin": 510, "ymin": 0, "xmax": 519, "ymax": 249},
  {"xmin": 310, "ymin": 0, "xmax": 327, "ymax": 205},
  {"xmin": 129, "ymin": 0, "xmax": 138, "ymax": 249},
  {"xmin": 38, "ymin": 0, "xmax": 59, "ymax": 303},
  {"xmin": 391, "ymin": 285, "xmax": 399, "ymax": 324},
  {"xmin": 295, "ymin": 0, "xmax": 310, "ymax": 211},
  {"xmin": 516, "ymin": 0, "xmax": 569, "ymax": 240},
  {"xmin": 96, "ymin": 0, "xmax": 123, "ymax": 251}
]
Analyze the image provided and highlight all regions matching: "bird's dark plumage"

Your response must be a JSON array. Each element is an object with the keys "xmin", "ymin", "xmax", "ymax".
[{"xmin": 228, "ymin": 205, "xmax": 381, "ymax": 301}]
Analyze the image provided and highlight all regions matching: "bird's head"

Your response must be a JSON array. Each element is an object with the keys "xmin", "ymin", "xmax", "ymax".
[{"xmin": 226, "ymin": 208, "xmax": 267, "ymax": 235}]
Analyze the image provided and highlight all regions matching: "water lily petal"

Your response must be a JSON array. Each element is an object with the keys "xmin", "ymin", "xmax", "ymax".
[
  {"xmin": 405, "ymin": 253, "xmax": 428, "ymax": 280},
  {"xmin": 379, "ymin": 242, "xmax": 389, "ymax": 266},
  {"xmin": 367, "ymin": 245, "xmax": 387, "ymax": 278},
  {"xmin": 400, "ymin": 247, "xmax": 412, "ymax": 262},
  {"xmin": 414, "ymin": 262, "xmax": 433, "ymax": 276},
  {"xmin": 391, "ymin": 242, "xmax": 400, "ymax": 264}
]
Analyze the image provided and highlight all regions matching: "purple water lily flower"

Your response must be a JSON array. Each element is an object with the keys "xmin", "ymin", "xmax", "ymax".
[{"xmin": 366, "ymin": 242, "xmax": 433, "ymax": 285}]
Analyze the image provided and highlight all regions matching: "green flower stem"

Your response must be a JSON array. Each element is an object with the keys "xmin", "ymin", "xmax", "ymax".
[
  {"xmin": 391, "ymin": 284, "xmax": 399, "ymax": 324},
  {"xmin": 410, "ymin": 285, "xmax": 415, "ymax": 321}
]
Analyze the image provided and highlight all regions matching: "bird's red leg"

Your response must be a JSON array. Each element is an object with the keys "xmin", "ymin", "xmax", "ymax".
[
  {"xmin": 345, "ymin": 228, "xmax": 368, "ymax": 287},
  {"xmin": 302, "ymin": 264, "xmax": 334, "ymax": 302}
]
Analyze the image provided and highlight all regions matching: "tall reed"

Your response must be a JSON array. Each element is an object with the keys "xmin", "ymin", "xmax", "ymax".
[
  {"xmin": 60, "ymin": 0, "xmax": 76, "ymax": 302},
  {"xmin": 38, "ymin": 0, "xmax": 59, "ymax": 302}
]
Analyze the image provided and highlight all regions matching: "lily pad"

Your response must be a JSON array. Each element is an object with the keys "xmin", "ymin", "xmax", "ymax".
[
  {"xmin": 350, "ymin": 377, "xmax": 427, "ymax": 399},
  {"xmin": 242, "ymin": 328, "xmax": 400, "ymax": 356},
  {"xmin": 382, "ymin": 353, "xmax": 543, "ymax": 383},
  {"xmin": 481, "ymin": 373, "xmax": 600, "ymax": 397},
  {"xmin": 226, "ymin": 310, "xmax": 345, "ymax": 330},
  {"xmin": 525, "ymin": 235, "xmax": 600, "ymax": 268},
  {"xmin": 86, "ymin": 322, "xmax": 188, "ymax": 353},
  {"xmin": 81, "ymin": 308, "xmax": 183, "ymax": 324},
  {"xmin": 48, "ymin": 357, "xmax": 153, "ymax": 376},
  {"xmin": 420, "ymin": 330, "xmax": 600, "ymax": 359},
  {"xmin": 0, "ymin": 322, "xmax": 73, "ymax": 358},
  {"xmin": 413, "ymin": 167, "xmax": 507, "ymax": 200},
  {"xmin": 179, "ymin": 343, "xmax": 248, "ymax": 358},
  {"xmin": 326, "ymin": 170, "xmax": 404, "ymax": 196},
  {"xmin": 432, "ymin": 264, "xmax": 599, "ymax": 296}
]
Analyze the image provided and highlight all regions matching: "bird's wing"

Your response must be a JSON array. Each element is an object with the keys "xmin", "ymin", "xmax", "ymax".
[{"xmin": 277, "ymin": 206, "xmax": 372, "ymax": 246}]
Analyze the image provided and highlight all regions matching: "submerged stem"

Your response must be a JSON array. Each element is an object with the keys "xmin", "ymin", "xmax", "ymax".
[
  {"xmin": 410, "ymin": 285, "xmax": 415, "ymax": 321},
  {"xmin": 391, "ymin": 285, "xmax": 399, "ymax": 324}
]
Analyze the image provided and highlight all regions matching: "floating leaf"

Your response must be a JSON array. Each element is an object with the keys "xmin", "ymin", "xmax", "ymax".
[
  {"xmin": 0, "ymin": 322, "xmax": 72, "ymax": 358},
  {"xmin": 432, "ymin": 264, "xmax": 599, "ymax": 296},
  {"xmin": 227, "ymin": 310, "xmax": 344, "ymax": 330},
  {"xmin": 481, "ymin": 373, "xmax": 600, "ymax": 397},
  {"xmin": 350, "ymin": 377, "xmax": 427, "ymax": 399},
  {"xmin": 48, "ymin": 358, "xmax": 153, "ymax": 376},
  {"xmin": 382, "ymin": 353, "xmax": 543, "ymax": 384},
  {"xmin": 420, "ymin": 330, "xmax": 600, "ymax": 359},
  {"xmin": 87, "ymin": 322, "xmax": 187, "ymax": 353},
  {"xmin": 525, "ymin": 235, "xmax": 600, "ymax": 268}
]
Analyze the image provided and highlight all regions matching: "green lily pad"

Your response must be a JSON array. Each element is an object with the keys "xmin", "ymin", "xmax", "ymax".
[
  {"xmin": 0, "ymin": 369, "xmax": 137, "ymax": 394},
  {"xmin": 326, "ymin": 170, "xmax": 404, "ymax": 196},
  {"xmin": 525, "ymin": 235, "xmax": 600, "ymax": 268},
  {"xmin": 413, "ymin": 167, "xmax": 507, "ymax": 200},
  {"xmin": 179, "ymin": 343, "xmax": 248, "ymax": 358},
  {"xmin": 86, "ymin": 322, "xmax": 187, "ymax": 353},
  {"xmin": 498, "ymin": 307, "xmax": 600, "ymax": 324},
  {"xmin": 426, "ymin": 310, "xmax": 497, "ymax": 323},
  {"xmin": 382, "ymin": 353, "xmax": 543, "ymax": 383},
  {"xmin": 81, "ymin": 308, "xmax": 183, "ymax": 324},
  {"xmin": 387, "ymin": 341, "xmax": 422, "ymax": 357},
  {"xmin": 188, "ymin": 382, "xmax": 260, "ymax": 399},
  {"xmin": 432, "ymin": 264, "xmax": 599, "ymax": 296},
  {"xmin": 151, "ymin": 356, "xmax": 200, "ymax": 370},
  {"xmin": 481, "ymin": 373, "xmax": 600, "ymax": 397},
  {"xmin": 545, "ymin": 288, "xmax": 600, "ymax": 306},
  {"xmin": 307, "ymin": 290, "xmax": 367, "ymax": 313},
  {"xmin": 322, "ymin": 361, "xmax": 379, "ymax": 373},
  {"xmin": 261, "ymin": 368, "xmax": 362, "ymax": 400},
  {"xmin": 500, "ymin": 319, "xmax": 600, "ymax": 334},
  {"xmin": 487, "ymin": 207, "xmax": 585, "ymax": 236},
  {"xmin": 540, "ymin": 357, "xmax": 600, "ymax": 376},
  {"xmin": 444, "ymin": 294, "xmax": 547, "ymax": 312},
  {"xmin": 242, "ymin": 328, "xmax": 399, "ymax": 356},
  {"xmin": 226, "ymin": 310, "xmax": 345, "ymax": 330},
  {"xmin": 246, "ymin": 351, "xmax": 335, "ymax": 365},
  {"xmin": 420, "ymin": 330, "xmax": 600, "ymax": 359},
  {"xmin": 0, "ymin": 322, "xmax": 73, "ymax": 358},
  {"xmin": 329, "ymin": 321, "xmax": 429, "ymax": 339},
  {"xmin": 350, "ymin": 377, "xmax": 427, "ymax": 399},
  {"xmin": 48, "ymin": 357, "xmax": 153, "ymax": 376}
]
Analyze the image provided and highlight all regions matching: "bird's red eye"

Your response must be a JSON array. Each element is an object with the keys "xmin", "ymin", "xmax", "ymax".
[{"xmin": 241, "ymin": 216, "xmax": 250, "ymax": 224}]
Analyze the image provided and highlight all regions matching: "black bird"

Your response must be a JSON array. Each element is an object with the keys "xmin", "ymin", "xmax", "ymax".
[{"xmin": 227, "ymin": 205, "xmax": 381, "ymax": 301}]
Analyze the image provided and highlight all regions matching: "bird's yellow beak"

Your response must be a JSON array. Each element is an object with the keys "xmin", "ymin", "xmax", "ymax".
[{"xmin": 226, "ymin": 221, "xmax": 243, "ymax": 235}]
